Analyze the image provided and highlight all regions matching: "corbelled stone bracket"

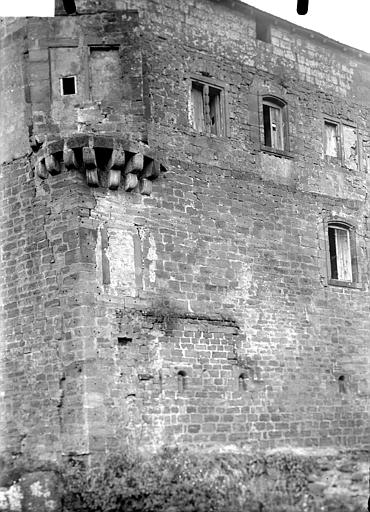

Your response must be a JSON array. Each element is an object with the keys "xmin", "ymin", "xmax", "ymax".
[{"xmin": 35, "ymin": 135, "xmax": 166, "ymax": 196}]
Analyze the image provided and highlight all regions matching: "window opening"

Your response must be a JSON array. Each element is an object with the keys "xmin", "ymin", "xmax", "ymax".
[
  {"xmin": 263, "ymin": 99, "xmax": 285, "ymax": 150},
  {"xmin": 177, "ymin": 371, "xmax": 187, "ymax": 393},
  {"xmin": 328, "ymin": 224, "xmax": 352, "ymax": 281},
  {"xmin": 117, "ymin": 336, "xmax": 132, "ymax": 346},
  {"xmin": 256, "ymin": 17, "xmax": 271, "ymax": 43},
  {"xmin": 338, "ymin": 375, "xmax": 346, "ymax": 393},
  {"xmin": 191, "ymin": 83, "xmax": 205, "ymax": 132},
  {"xmin": 209, "ymin": 86, "xmax": 221, "ymax": 135},
  {"xmin": 325, "ymin": 121, "xmax": 339, "ymax": 157},
  {"xmin": 60, "ymin": 76, "xmax": 76, "ymax": 95},
  {"xmin": 62, "ymin": 0, "xmax": 76, "ymax": 14},
  {"xmin": 190, "ymin": 81, "xmax": 224, "ymax": 136},
  {"xmin": 239, "ymin": 373, "xmax": 248, "ymax": 391}
]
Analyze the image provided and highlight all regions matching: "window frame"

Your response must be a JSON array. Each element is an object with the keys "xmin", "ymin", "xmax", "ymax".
[
  {"xmin": 323, "ymin": 117, "xmax": 358, "ymax": 169},
  {"xmin": 260, "ymin": 95, "xmax": 290, "ymax": 156},
  {"xmin": 189, "ymin": 75, "xmax": 228, "ymax": 137},
  {"xmin": 60, "ymin": 75, "xmax": 77, "ymax": 96},
  {"xmin": 325, "ymin": 220, "xmax": 360, "ymax": 288}
]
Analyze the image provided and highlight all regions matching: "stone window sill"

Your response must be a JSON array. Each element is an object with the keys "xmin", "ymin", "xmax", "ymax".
[
  {"xmin": 328, "ymin": 279, "xmax": 362, "ymax": 290},
  {"xmin": 261, "ymin": 145, "xmax": 293, "ymax": 159}
]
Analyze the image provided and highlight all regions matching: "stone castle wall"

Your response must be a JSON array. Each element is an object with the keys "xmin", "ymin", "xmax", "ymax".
[{"xmin": 0, "ymin": 0, "xmax": 369, "ymax": 468}]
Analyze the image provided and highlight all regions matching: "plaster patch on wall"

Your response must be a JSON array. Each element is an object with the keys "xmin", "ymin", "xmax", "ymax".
[
  {"xmin": 136, "ymin": 227, "xmax": 157, "ymax": 287},
  {"xmin": 105, "ymin": 229, "xmax": 136, "ymax": 296},
  {"xmin": 0, "ymin": 483, "xmax": 22, "ymax": 512},
  {"xmin": 30, "ymin": 481, "xmax": 50, "ymax": 498},
  {"xmin": 343, "ymin": 125, "xmax": 358, "ymax": 170},
  {"xmin": 147, "ymin": 233, "xmax": 158, "ymax": 284},
  {"xmin": 260, "ymin": 152, "xmax": 294, "ymax": 186}
]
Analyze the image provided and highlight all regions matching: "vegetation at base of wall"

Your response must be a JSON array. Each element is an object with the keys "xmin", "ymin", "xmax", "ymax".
[{"xmin": 61, "ymin": 448, "xmax": 364, "ymax": 512}]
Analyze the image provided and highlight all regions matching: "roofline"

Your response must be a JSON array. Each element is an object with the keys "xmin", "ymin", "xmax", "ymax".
[{"xmin": 212, "ymin": 0, "xmax": 370, "ymax": 61}]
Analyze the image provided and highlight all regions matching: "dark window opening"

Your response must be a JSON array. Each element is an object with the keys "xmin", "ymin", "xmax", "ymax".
[
  {"xmin": 190, "ymin": 81, "xmax": 224, "ymax": 136},
  {"xmin": 209, "ymin": 86, "xmax": 221, "ymax": 135},
  {"xmin": 239, "ymin": 373, "xmax": 248, "ymax": 391},
  {"xmin": 118, "ymin": 336, "xmax": 132, "ymax": 346},
  {"xmin": 262, "ymin": 98, "xmax": 286, "ymax": 151},
  {"xmin": 62, "ymin": 0, "xmax": 76, "ymax": 14},
  {"xmin": 328, "ymin": 224, "xmax": 352, "ymax": 281},
  {"xmin": 338, "ymin": 375, "xmax": 346, "ymax": 393},
  {"xmin": 177, "ymin": 371, "xmax": 187, "ymax": 393},
  {"xmin": 61, "ymin": 76, "xmax": 76, "ymax": 95},
  {"xmin": 256, "ymin": 17, "xmax": 271, "ymax": 43}
]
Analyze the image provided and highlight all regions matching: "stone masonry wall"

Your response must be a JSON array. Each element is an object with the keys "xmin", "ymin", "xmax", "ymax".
[
  {"xmin": 0, "ymin": 0, "xmax": 369, "ymax": 472},
  {"xmin": 79, "ymin": 0, "xmax": 370, "ymax": 452}
]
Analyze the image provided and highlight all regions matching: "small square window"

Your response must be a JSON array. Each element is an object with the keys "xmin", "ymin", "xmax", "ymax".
[
  {"xmin": 262, "ymin": 97, "xmax": 287, "ymax": 152},
  {"xmin": 190, "ymin": 80, "xmax": 225, "ymax": 136},
  {"xmin": 256, "ymin": 16, "xmax": 271, "ymax": 43},
  {"xmin": 60, "ymin": 76, "xmax": 77, "ymax": 96}
]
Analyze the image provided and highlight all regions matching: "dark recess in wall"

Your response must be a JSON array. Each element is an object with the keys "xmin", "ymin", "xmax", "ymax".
[{"xmin": 62, "ymin": 0, "xmax": 77, "ymax": 14}]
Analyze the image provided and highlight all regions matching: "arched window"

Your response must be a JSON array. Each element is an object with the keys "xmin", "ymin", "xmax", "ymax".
[
  {"xmin": 238, "ymin": 373, "xmax": 248, "ymax": 391},
  {"xmin": 262, "ymin": 96, "xmax": 288, "ymax": 151},
  {"xmin": 338, "ymin": 375, "xmax": 346, "ymax": 393},
  {"xmin": 177, "ymin": 371, "xmax": 187, "ymax": 393},
  {"xmin": 328, "ymin": 222, "xmax": 354, "ymax": 282}
]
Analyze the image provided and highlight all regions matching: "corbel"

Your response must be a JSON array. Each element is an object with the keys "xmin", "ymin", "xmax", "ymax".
[
  {"xmin": 37, "ymin": 158, "xmax": 48, "ymax": 179},
  {"xmin": 45, "ymin": 153, "xmax": 60, "ymax": 175},
  {"xmin": 82, "ymin": 146, "xmax": 99, "ymax": 187},
  {"xmin": 124, "ymin": 172, "xmax": 138, "ymax": 191},
  {"xmin": 124, "ymin": 153, "xmax": 144, "ymax": 175},
  {"xmin": 106, "ymin": 147, "xmax": 126, "ymax": 190},
  {"xmin": 63, "ymin": 144, "xmax": 78, "ymax": 170},
  {"xmin": 142, "ymin": 160, "xmax": 160, "ymax": 180}
]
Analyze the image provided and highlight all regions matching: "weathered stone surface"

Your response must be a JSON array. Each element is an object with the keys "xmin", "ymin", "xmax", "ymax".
[{"xmin": 0, "ymin": 0, "xmax": 369, "ymax": 493}]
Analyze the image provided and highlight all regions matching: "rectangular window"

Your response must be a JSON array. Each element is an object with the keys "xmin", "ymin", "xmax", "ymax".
[
  {"xmin": 191, "ymin": 83, "xmax": 205, "ymax": 132},
  {"xmin": 263, "ymin": 100, "xmax": 285, "ymax": 151},
  {"xmin": 60, "ymin": 76, "xmax": 76, "ymax": 95},
  {"xmin": 190, "ymin": 80, "xmax": 224, "ymax": 136},
  {"xmin": 256, "ymin": 16, "xmax": 271, "ymax": 43},
  {"xmin": 328, "ymin": 225, "xmax": 352, "ymax": 281},
  {"xmin": 324, "ymin": 121, "xmax": 339, "ymax": 157}
]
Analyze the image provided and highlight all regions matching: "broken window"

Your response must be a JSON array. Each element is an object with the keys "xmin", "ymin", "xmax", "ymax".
[
  {"xmin": 262, "ymin": 97, "xmax": 287, "ymax": 151},
  {"xmin": 328, "ymin": 223, "xmax": 353, "ymax": 282},
  {"xmin": 60, "ymin": 76, "xmax": 76, "ymax": 95},
  {"xmin": 256, "ymin": 16, "xmax": 271, "ymax": 43},
  {"xmin": 323, "ymin": 119, "xmax": 358, "ymax": 169},
  {"xmin": 190, "ymin": 80, "xmax": 225, "ymax": 136},
  {"xmin": 324, "ymin": 121, "xmax": 339, "ymax": 157}
]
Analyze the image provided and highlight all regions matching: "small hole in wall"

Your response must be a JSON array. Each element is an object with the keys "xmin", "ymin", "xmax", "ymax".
[
  {"xmin": 177, "ymin": 371, "xmax": 187, "ymax": 393},
  {"xmin": 62, "ymin": 0, "xmax": 77, "ymax": 14},
  {"xmin": 60, "ymin": 76, "xmax": 77, "ymax": 96},
  {"xmin": 338, "ymin": 375, "xmax": 346, "ymax": 393},
  {"xmin": 118, "ymin": 337, "xmax": 132, "ymax": 346},
  {"xmin": 239, "ymin": 373, "xmax": 248, "ymax": 391}
]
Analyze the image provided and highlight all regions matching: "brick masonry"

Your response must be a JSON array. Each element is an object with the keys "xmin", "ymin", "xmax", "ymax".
[{"xmin": 0, "ymin": 0, "xmax": 369, "ymax": 470}]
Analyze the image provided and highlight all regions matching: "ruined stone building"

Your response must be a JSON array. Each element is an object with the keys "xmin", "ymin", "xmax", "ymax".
[{"xmin": 0, "ymin": 0, "xmax": 369, "ymax": 470}]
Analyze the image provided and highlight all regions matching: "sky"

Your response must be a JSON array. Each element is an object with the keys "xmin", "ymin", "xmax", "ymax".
[
  {"xmin": 0, "ymin": 0, "xmax": 369, "ymax": 54},
  {"xmin": 241, "ymin": 0, "xmax": 370, "ymax": 53}
]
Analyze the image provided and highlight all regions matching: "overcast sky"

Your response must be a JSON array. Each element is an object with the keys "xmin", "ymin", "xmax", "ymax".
[
  {"xmin": 0, "ymin": 0, "xmax": 369, "ymax": 54},
  {"xmin": 243, "ymin": 0, "xmax": 370, "ymax": 53}
]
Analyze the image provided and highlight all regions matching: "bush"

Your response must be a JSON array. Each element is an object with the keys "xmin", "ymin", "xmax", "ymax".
[{"xmin": 61, "ymin": 448, "xmax": 359, "ymax": 512}]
